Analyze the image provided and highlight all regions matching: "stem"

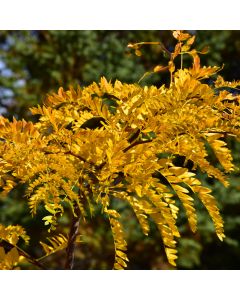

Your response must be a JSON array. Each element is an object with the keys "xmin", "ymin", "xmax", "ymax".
[
  {"xmin": 45, "ymin": 150, "xmax": 95, "ymax": 167},
  {"xmin": 180, "ymin": 41, "xmax": 183, "ymax": 70},
  {"xmin": 123, "ymin": 139, "xmax": 153, "ymax": 153},
  {"xmin": 65, "ymin": 202, "xmax": 81, "ymax": 270},
  {"xmin": 0, "ymin": 240, "xmax": 47, "ymax": 270}
]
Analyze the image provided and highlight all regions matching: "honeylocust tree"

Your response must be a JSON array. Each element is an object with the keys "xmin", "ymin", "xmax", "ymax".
[{"xmin": 0, "ymin": 30, "xmax": 240, "ymax": 269}]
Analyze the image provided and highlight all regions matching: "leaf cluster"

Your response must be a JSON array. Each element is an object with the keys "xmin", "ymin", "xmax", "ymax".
[{"xmin": 1, "ymin": 31, "xmax": 240, "ymax": 269}]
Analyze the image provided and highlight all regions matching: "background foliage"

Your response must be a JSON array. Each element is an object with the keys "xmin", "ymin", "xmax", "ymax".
[{"xmin": 0, "ymin": 30, "xmax": 240, "ymax": 269}]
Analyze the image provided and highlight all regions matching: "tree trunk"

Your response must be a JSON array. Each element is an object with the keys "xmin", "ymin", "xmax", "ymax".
[{"xmin": 65, "ymin": 204, "xmax": 81, "ymax": 270}]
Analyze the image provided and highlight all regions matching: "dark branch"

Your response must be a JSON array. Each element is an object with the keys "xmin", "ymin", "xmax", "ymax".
[
  {"xmin": 123, "ymin": 139, "xmax": 153, "ymax": 153},
  {"xmin": 65, "ymin": 186, "xmax": 87, "ymax": 270},
  {"xmin": 45, "ymin": 150, "xmax": 97, "ymax": 168},
  {"xmin": 65, "ymin": 204, "xmax": 81, "ymax": 270},
  {"xmin": 0, "ymin": 240, "xmax": 47, "ymax": 270},
  {"xmin": 128, "ymin": 128, "xmax": 141, "ymax": 143}
]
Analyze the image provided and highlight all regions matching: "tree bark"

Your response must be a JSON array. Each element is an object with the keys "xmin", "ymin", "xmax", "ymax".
[{"xmin": 65, "ymin": 204, "xmax": 81, "ymax": 270}]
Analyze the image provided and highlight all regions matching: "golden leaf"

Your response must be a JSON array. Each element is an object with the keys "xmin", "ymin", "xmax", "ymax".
[
  {"xmin": 135, "ymin": 49, "xmax": 142, "ymax": 57},
  {"xmin": 153, "ymin": 65, "xmax": 167, "ymax": 73}
]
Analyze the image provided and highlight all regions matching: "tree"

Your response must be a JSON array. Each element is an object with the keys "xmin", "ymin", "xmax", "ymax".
[
  {"xmin": 2, "ymin": 30, "xmax": 237, "ymax": 120},
  {"xmin": 0, "ymin": 30, "xmax": 166, "ymax": 119},
  {"xmin": 0, "ymin": 30, "xmax": 240, "ymax": 270}
]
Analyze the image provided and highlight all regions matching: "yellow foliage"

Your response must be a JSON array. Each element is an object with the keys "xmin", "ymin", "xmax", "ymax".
[
  {"xmin": 0, "ymin": 30, "xmax": 240, "ymax": 269},
  {"xmin": 0, "ymin": 247, "xmax": 20, "ymax": 270},
  {"xmin": 0, "ymin": 224, "xmax": 29, "ymax": 245},
  {"xmin": 40, "ymin": 234, "xmax": 68, "ymax": 257},
  {"xmin": 0, "ymin": 224, "xmax": 29, "ymax": 269}
]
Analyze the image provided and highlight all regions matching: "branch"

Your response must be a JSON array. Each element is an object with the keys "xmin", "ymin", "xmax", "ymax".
[
  {"xmin": 0, "ymin": 240, "xmax": 47, "ymax": 270},
  {"xmin": 65, "ymin": 204, "xmax": 81, "ymax": 270},
  {"xmin": 64, "ymin": 183, "xmax": 88, "ymax": 270},
  {"xmin": 128, "ymin": 128, "xmax": 141, "ymax": 144},
  {"xmin": 200, "ymin": 130, "xmax": 236, "ymax": 138},
  {"xmin": 64, "ymin": 151, "xmax": 91, "ymax": 165},
  {"xmin": 123, "ymin": 139, "xmax": 153, "ymax": 153},
  {"xmin": 45, "ymin": 150, "xmax": 97, "ymax": 168}
]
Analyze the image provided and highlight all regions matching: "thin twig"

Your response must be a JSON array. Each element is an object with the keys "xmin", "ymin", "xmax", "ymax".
[
  {"xmin": 45, "ymin": 150, "xmax": 94, "ymax": 166},
  {"xmin": 123, "ymin": 139, "xmax": 153, "ymax": 153}
]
